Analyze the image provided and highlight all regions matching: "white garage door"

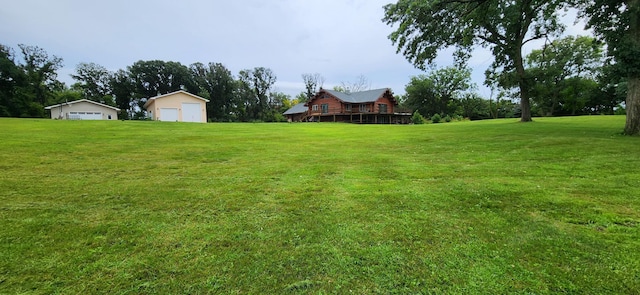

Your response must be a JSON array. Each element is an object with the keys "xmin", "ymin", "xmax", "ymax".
[
  {"xmin": 182, "ymin": 103, "xmax": 202, "ymax": 122},
  {"xmin": 159, "ymin": 108, "xmax": 179, "ymax": 122},
  {"xmin": 69, "ymin": 111, "xmax": 102, "ymax": 120}
]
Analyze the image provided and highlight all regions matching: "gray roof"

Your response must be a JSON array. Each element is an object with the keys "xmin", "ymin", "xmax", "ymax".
[
  {"xmin": 324, "ymin": 88, "xmax": 390, "ymax": 103},
  {"xmin": 283, "ymin": 102, "xmax": 308, "ymax": 115}
]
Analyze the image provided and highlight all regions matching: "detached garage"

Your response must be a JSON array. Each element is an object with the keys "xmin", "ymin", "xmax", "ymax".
[
  {"xmin": 143, "ymin": 90, "xmax": 209, "ymax": 123},
  {"xmin": 44, "ymin": 99, "xmax": 120, "ymax": 120}
]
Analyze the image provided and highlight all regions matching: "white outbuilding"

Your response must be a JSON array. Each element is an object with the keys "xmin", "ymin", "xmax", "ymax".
[{"xmin": 44, "ymin": 99, "xmax": 120, "ymax": 120}]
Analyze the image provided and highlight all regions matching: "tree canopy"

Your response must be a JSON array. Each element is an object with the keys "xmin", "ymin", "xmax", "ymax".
[
  {"xmin": 579, "ymin": 0, "xmax": 640, "ymax": 134},
  {"xmin": 526, "ymin": 36, "xmax": 606, "ymax": 116},
  {"xmin": 383, "ymin": 0, "xmax": 571, "ymax": 122},
  {"xmin": 404, "ymin": 67, "xmax": 473, "ymax": 117}
]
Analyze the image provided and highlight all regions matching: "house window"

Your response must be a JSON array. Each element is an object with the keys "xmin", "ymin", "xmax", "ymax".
[
  {"xmin": 345, "ymin": 104, "xmax": 352, "ymax": 112},
  {"xmin": 312, "ymin": 104, "xmax": 318, "ymax": 111},
  {"xmin": 379, "ymin": 104, "xmax": 388, "ymax": 113},
  {"xmin": 359, "ymin": 104, "xmax": 369, "ymax": 112},
  {"xmin": 321, "ymin": 104, "xmax": 329, "ymax": 113}
]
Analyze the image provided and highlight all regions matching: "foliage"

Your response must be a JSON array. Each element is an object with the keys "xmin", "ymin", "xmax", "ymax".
[
  {"xmin": 444, "ymin": 114, "xmax": 452, "ymax": 122},
  {"xmin": 458, "ymin": 93, "xmax": 490, "ymax": 120},
  {"xmin": 0, "ymin": 44, "xmax": 27, "ymax": 117},
  {"xmin": 190, "ymin": 62, "xmax": 237, "ymax": 121},
  {"xmin": 71, "ymin": 62, "xmax": 113, "ymax": 104},
  {"xmin": 526, "ymin": 36, "xmax": 605, "ymax": 116},
  {"xmin": 301, "ymin": 73, "xmax": 324, "ymax": 102},
  {"xmin": 237, "ymin": 67, "xmax": 277, "ymax": 122},
  {"xmin": 411, "ymin": 110, "xmax": 425, "ymax": 124},
  {"xmin": 0, "ymin": 44, "xmax": 63, "ymax": 117},
  {"xmin": 431, "ymin": 113, "xmax": 442, "ymax": 123},
  {"xmin": 578, "ymin": 0, "xmax": 640, "ymax": 134},
  {"xmin": 127, "ymin": 60, "xmax": 198, "ymax": 99},
  {"xmin": 109, "ymin": 69, "xmax": 135, "ymax": 119},
  {"xmin": 404, "ymin": 67, "xmax": 474, "ymax": 118},
  {"xmin": 1, "ymin": 117, "xmax": 638, "ymax": 293},
  {"xmin": 384, "ymin": 0, "xmax": 571, "ymax": 122}
]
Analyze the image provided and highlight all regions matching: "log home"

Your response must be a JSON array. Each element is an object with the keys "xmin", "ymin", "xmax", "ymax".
[{"xmin": 285, "ymin": 88, "xmax": 411, "ymax": 124}]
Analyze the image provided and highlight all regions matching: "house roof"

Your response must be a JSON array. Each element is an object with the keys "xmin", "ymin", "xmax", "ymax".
[
  {"xmin": 143, "ymin": 90, "xmax": 210, "ymax": 109},
  {"xmin": 321, "ymin": 88, "xmax": 392, "ymax": 104},
  {"xmin": 44, "ymin": 99, "xmax": 120, "ymax": 111},
  {"xmin": 283, "ymin": 102, "xmax": 308, "ymax": 115}
]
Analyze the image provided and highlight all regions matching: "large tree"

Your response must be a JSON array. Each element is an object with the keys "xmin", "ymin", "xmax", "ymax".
[
  {"xmin": 237, "ymin": 67, "xmax": 276, "ymax": 121},
  {"xmin": 191, "ymin": 62, "xmax": 236, "ymax": 121},
  {"xmin": 0, "ymin": 44, "xmax": 63, "ymax": 117},
  {"xmin": 0, "ymin": 45, "xmax": 27, "ymax": 117},
  {"xmin": 71, "ymin": 62, "xmax": 113, "ymax": 105},
  {"xmin": 580, "ymin": 0, "xmax": 640, "ymax": 134},
  {"xmin": 301, "ymin": 73, "xmax": 324, "ymax": 102},
  {"xmin": 110, "ymin": 69, "xmax": 135, "ymax": 119},
  {"xmin": 383, "ymin": 0, "xmax": 570, "ymax": 122},
  {"xmin": 404, "ymin": 67, "xmax": 473, "ymax": 117},
  {"xmin": 526, "ymin": 36, "xmax": 604, "ymax": 116},
  {"xmin": 128, "ymin": 60, "xmax": 198, "ymax": 99}
]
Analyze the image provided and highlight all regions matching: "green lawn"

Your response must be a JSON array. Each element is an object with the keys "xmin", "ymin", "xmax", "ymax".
[{"xmin": 1, "ymin": 116, "xmax": 638, "ymax": 294}]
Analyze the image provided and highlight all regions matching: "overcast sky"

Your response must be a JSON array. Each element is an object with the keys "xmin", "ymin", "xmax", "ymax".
[{"xmin": 1, "ymin": 0, "xmax": 590, "ymax": 98}]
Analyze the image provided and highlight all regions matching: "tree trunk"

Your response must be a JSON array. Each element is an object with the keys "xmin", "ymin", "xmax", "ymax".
[
  {"xmin": 514, "ymin": 49, "xmax": 532, "ymax": 122},
  {"xmin": 624, "ymin": 0, "xmax": 640, "ymax": 135},
  {"xmin": 625, "ymin": 77, "xmax": 640, "ymax": 135}
]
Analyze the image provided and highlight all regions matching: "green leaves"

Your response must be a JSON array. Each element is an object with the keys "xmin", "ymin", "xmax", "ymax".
[{"xmin": 383, "ymin": 0, "xmax": 571, "ymax": 121}]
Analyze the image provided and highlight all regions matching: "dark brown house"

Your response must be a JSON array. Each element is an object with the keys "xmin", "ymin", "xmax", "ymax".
[{"xmin": 284, "ymin": 88, "xmax": 411, "ymax": 124}]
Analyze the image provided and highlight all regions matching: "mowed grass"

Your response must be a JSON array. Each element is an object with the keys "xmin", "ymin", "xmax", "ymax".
[{"xmin": 0, "ymin": 116, "xmax": 639, "ymax": 294}]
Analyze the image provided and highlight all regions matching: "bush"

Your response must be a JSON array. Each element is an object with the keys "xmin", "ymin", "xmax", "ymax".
[
  {"xmin": 444, "ymin": 115, "xmax": 452, "ymax": 122},
  {"xmin": 411, "ymin": 111, "xmax": 425, "ymax": 124},
  {"xmin": 431, "ymin": 113, "xmax": 441, "ymax": 123}
]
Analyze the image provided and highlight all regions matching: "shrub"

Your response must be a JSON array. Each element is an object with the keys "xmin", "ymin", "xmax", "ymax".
[
  {"xmin": 431, "ymin": 113, "xmax": 441, "ymax": 123},
  {"xmin": 411, "ymin": 111, "xmax": 425, "ymax": 124},
  {"xmin": 444, "ymin": 115, "xmax": 452, "ymax": 122}
]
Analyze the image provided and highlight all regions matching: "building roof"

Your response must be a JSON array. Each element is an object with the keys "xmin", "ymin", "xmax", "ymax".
[
  {"xmin": 283, "ymin": 102, "xmax": 308, "ymax": 115},
  {"xmin": 44, "ymin": 99, "xmax": 120, "ymax": 111},
  {"xmin": 143, "ymin": 90, "xmax": 209, "ymax": 109},
  {"xmin": 323, "ymin": 88, "xmax": 391, "ymax": 103}
]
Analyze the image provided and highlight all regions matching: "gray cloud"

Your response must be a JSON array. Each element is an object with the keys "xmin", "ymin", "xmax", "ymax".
[{"xmin": 1, "ymin": 0, "xmax": 589, "ymax": 98}]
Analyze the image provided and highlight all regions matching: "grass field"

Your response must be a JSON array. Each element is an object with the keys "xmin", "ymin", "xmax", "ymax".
[{"xmin": 1, "ymin": 116, "xmax": 639, "ymax": 294}]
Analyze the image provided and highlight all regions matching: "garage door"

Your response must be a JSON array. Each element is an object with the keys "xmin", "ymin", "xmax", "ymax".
[
  {"xmin": 159, "ymin": 108, "xmax": 179, "ymax": 122},
  {"xmin": 69, "ymin": 111, "xmax": 102, "ymax": 120},
  {"xmin": 182, "ymin": 103, "xmax": 202, "ymax": 122}
]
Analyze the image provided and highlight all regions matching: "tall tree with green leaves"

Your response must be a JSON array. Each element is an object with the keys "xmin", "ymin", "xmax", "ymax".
[
  {"xmin": 71, "ymin": 62, "xmax": 113, "ymax": 105},
  {"xmin": 110, "ymin": 69, "xmax": 135, "ymax": 119},
  {"xmin": 526, "ymin": 35, "xmax": 604, "ymax": 116},
  {"xmin": 19, "ymin": 44, "xmax": 63, "ymax": 116},
  {"xmin": 383, "ymin": 0, "xmax": 570, "ymax": 122},
  {"xmin": 579, "ymin": 0, "xmax": 640, "ymax": 134},
  {"xmin": 191, "ymin": 62, "xmax": 236, "ymax": 121},
  {"xmin": 301, "ymin": 73, "xmax": 324, "ymax": 102},
  {"xmin": 0, "ymin": 44, "xmax": 27, "ymax": 117},
  {"xmin": 128, "ymin": 60, "xmax": 198, "ymax": 98},
  {"xmin": 238, "ymin": 67, "xmax": 276, "ymax": 121},
  {"xmin": 0, "ymin": 44, "xmax": 63, "ymax": 117},
  {"xmin": 404, "ymin": 67, "xmax": 473, "ymax": 117}
]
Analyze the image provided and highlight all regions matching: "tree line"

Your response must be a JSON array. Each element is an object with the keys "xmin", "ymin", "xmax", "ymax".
[
  {"xmin": 401, "ymin": 35, "xmax": 626, "ymax": 121},
  {"xmin": 0, "ymin": 45, "xmax": 295, "ymax": 122},
  {"xmin": 384, "ymin": 0, "xmax": 640, "ymax": 135}
]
